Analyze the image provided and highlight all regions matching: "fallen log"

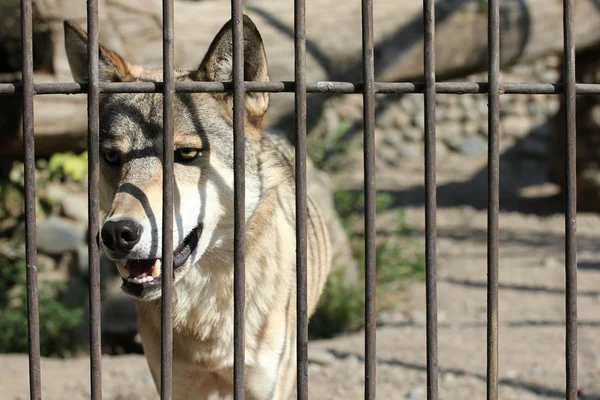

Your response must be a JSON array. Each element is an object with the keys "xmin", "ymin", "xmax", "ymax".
[{"xmin": 2, "ymin": 0, "xmax": 600, "ymax": 156}]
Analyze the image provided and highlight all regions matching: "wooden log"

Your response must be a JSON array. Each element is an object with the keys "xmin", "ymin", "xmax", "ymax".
[{"xmin": 2, "ymin": 0, "xmax": 600, "ymax": 156}]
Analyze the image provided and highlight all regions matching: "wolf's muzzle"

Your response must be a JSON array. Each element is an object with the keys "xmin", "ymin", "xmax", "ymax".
[{"xmin": 101, "ymin": 219, "xmax": 143, "ymax": 257}]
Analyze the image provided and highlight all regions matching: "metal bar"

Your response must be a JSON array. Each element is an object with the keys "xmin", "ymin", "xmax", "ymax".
[
  {"xmin": 486, "ymin": 0, "xmax": 500, "ymax": 398},
  {"xmin": 361, "ymin": 0, "xmax": 377, "ymax": 399},
  {"xmin": 20, "ymin": 0, "xmax": 41, "ymax": 398},
  {"xmin": 423, "ymin": 0, "xmax": 438, "ymax": 399},
  {"xmin": 294, "ymin": 0, "xmax": 309, "ymax": 398},
  {"xmin": 563, "ymin": 0, "xmax": 578, "ymax": 398},
  {"xmin": 3, "ymin": 81, "xmax": 600, "ymax": 95},
  {"xmin": 231, "ymin": 2, "xmax": 246, "ymax": 399},
  {"xmin": 161, "ymin": 0, "xmax": 175, "ymax": 397},
  {"xmin": 87, "ymin": 0, "xmax": 102, "ymax": 398}
]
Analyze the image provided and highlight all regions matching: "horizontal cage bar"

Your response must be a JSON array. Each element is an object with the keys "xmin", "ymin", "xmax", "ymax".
[{"xmin": 1, "ymin": 81, "xmax": 600, "ymax": 95}]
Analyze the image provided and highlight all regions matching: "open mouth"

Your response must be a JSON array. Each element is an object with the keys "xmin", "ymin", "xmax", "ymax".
[{"xmin": 120, "ymin": 224, "xmax": 203, "ymax": 296}]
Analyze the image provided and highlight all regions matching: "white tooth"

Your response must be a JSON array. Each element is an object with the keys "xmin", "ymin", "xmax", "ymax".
[
  {"xmin": 116, "ymin": 262, "xmax": 129, "ymax": 279},
  {"xmin": 152, "ymin": 259, "xmax": 162, "ymax": 278},
  {"xmin": 146, "ymin": 275, "xmax": 154, "ymax": 281}
]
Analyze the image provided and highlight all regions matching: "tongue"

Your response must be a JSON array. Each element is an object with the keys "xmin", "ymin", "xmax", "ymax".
[{"xmin": 127, "ymin": 259, "xmax": 156, "ymax": 278}]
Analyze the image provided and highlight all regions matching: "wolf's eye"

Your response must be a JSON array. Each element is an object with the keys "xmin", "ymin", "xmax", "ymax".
[
  {"xmin": 103, "ymin": 150, "xmax": 120, "ymax": 165},
  {"xmin": 175, "ymin": 148, "xmax": 201, "ymax": 163}
]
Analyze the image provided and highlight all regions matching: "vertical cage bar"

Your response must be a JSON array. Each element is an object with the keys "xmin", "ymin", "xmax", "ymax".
[
  {"xmin": 423, "ymin": 0, "xmax": 438, "ymax": 399},
  {"xmin": 486, "ymin": 0, "xmax": 500, "ymax": 399},
  {"xmin": 361, "ymin": 0, "xmax": 377, "ymax": 399},
  {"xmin": 294, "ymin": 0, "xmax": 309, "ymax": 398},
  {"xmin": 20, "ymin": 0, "xmax": 41, "ymax": 398},
  {"xmin": 232, "ymin": 2, "xmax": 246, "ymax": 399},
  {"xmin": 86, "ymin": 0, "xmax": 102, "ymax": 398},
  {"xmin": 161, "ymin": 0, "xmax": 175, "ymax": 398},
  {"xmin": 563, "ymin": 0, "xmax": 578, "ymax": 398}
]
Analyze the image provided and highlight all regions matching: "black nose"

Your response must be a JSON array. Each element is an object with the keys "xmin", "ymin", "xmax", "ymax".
[{"xmin": 101, "ymin": 220, "xmax": 143, "ymax": 256}]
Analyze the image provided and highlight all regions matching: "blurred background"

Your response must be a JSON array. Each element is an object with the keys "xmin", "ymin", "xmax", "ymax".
[{"xmin": 1, "ymin": 0, "xmax": 600, "ymax": 398}]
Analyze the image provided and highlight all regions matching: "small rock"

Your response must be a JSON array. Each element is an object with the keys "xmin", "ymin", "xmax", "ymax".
[
  {"xmin": 410, "ymin": 311, "xmax": 427, "ymax": 325},
  {"xmin": 36, "ymin": 216, "xmax": 86, "ymax": 255},
  {"xmin": 412, "ymin": 110, "xmax": 425, "ymax": 131},
  {"xmin": 399, "ymin": 145, "xmax": 420, "ymax": 159},
  {"xmin": 379, "ymin": 147, "xmax": 398, "ymax": 166},
  {"xmin": 383, "ymin": 132, "xmax": 402, "ymax": 147},
  {"xmin": 394, "ymin": 108, "xmax": 411, "ymax": 127},
  {"xmin": 45, "ymin": 184, "xmax": 69, "ymax": 205},
  {"xmin": 527, "ymin": 100, "xmax": 545, "ymax": 117},
  {"xmin": 376, "ymin": 108, "xmax": 398, "ymax": 129},
  {"xmin": 307, "ymin": 347, "xmax": 336, "ymax": 366},
  {"xmin": 444, "ymin": 107, "xmax": 463, "ymax": 122},
  {"xmin": 538, "ymin": 69, "xmax": 560, "ymax": 83},
  {"xmin": 407, "ymin": 387, "xmax": 426, "ymax": 400},
  {"xmin": 546, "ymin": 98, "xmax": 560, "ymax": 115},
  {"xmin": 77, "ymin": 244, "xmax": 89, "ymax": 275},
  {"xmin": 447, "ymin": 135, "xmax": 488, "ymax": 156},
  {"xmin": 436, "ymin": 142, "xmax": 448, "ymax": 159},
  {"xmin": 501, "ymin": 116, "xmax": 532, "ymax": 139},
  {"xmin": 439, "ymin": 122, "xmax": 463, "ymax": 142},
  {"xmin": 399, "ymin": 95, "xmax": 418, "ymax": 114},
  {"xmin": 61, "ymin": 192, "xmax": 89, "ymax": 223},
  {"xmin": 477, "ymin": 99, "xmax": 489, "ymax": 116},
  {"xmin": 459, "ymin": 94, "xmax": 476, "ymax": 110},
  {"xmin": 464, "ymin": 120, "xmax": 479, "ymax": 136},
  {"xmin": 403, "ymin": 127, "xmax": 424, "ymax": 142}
]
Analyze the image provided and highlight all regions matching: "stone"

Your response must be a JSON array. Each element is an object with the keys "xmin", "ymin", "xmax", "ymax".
[
  {"xmin": 447, "ymin": 135, "xmax": 488, "ymax": 156},
  {"xmin": 501, "ymin": 116, "xmax": 533, "ymax": 139},
  {"xmin": 463, "ymin": 120, "xmax": 479, "ymax": 136},
  {"xmin": 61, "ymin": 192, "xmax": 89, "ymax": 223},
  {"xmin": 527, "ymin": 100, "xmax": 545, "ymax": 117},
  {"xmin": 36, "ymin": 216, "xmax": 86, "ymax": 255},
  {"xmin": 394, "ymin": 108, "xmax": 411, "ymax": 127},
  {"xmin": 399, "ymin": 145, "xmax": 420, "ymax": 159},
  {"xmin": 77, "ymin": 244, "xmax": 89, "ymax": 275},
  {"xmin": 439, "ymin": 122, "xmax": 463, "ymax": 143},
  {"xmin": 403, "ymin": 127, "xmax": 423, "ymax": 142},
  {"xmin": 443, "ymin": 106, "xmax": 463, "ymax": 122},
  {"xmin": 407, "ymin": 387, "xmax": 426, "ymax": 400},
  {"xmin": 307, "ymin": 346, "xmax": 336, "ymax": 365},
  {"xmin": 379, "ymin": 146, "xmax": 398, "ymax": 166},
  {"xmin": 382, "ymin": 131, "xmax": 402, "ymax": 147},
  {"xmin": 376, "ymin": 108, "xmax": 398, "ymax": 129},
  {"xmin": 399, "ymin": 94, "xmax": 420, "ymax": 114},
  {"xmin": 412, "ymin": 109, "xmax": 425, "ymax": 131},
  {"xmin": 459, "ymin": 94, "xmax": 476, "ymax": 110},
  {"xmin": 476, "ymin": 99, "xmax": 489, "ymax": 116}
]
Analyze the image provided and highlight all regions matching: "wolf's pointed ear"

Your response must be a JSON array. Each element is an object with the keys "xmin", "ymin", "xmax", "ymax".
[
  {"xmin": 196, "ymin": 15, "xmax": 270, "ymax": 121},
  {"xmin": 64, "ymin": 20, "xmax": 134, "ymax": 83}
]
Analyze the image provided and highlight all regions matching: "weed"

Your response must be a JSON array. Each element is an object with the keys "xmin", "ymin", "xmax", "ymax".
[
  {"xmin": 0, "ymin": 260, "xmax": 85, "ymax": 357},
  {"xmin": 309, "ymin": 190, "xmax": 425, "ymax": 339}
]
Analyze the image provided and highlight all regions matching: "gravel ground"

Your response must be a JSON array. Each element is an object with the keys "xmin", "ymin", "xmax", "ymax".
[{"xmin": 2, "ymin": 153, "xmax": 600, "ymax": 400}]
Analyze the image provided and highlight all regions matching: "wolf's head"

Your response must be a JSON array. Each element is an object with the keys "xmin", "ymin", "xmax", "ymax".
[{"xmin": 64, "ymin": 16, "xmax": 272, "ymax": 301}]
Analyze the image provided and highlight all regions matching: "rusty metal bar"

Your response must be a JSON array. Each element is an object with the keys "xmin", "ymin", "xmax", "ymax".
[
  {"xmin": 486, "ymin": 0, "xmax": 500, "ymax": 398},
  {"xmin": 161, "ymin": 0, "xmax": 175, "ymax": 397},
  {"xmin": 86, "ymin": 0, "xmax": 102, "ymax": 398},
  {"xmin": 423, "ymin": 0, "xmax": 438, "ymax": 399},
  {"xmin": 3, "ymin": 81, "xmax": 600, "ymax": 95},
  {"xmin": 20, "ymin": 0, "xmax": 41, "ymax": 398},
  {"xmin": 231, "ymin": 2, "xmax": 246, "ymax": 399},
  {"xmin": 563, "ymin": 0, "xmax": 578, "ymax": 398},
  {"xmin": 361, "ymin": 0, "xmax": 377, "ymax": 399},
  {"xmin": 294, "ymin": 0, "xmax": 309, "ymax": 398}
]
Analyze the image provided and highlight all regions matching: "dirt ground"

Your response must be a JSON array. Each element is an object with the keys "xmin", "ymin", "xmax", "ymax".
[{"xmin": 2, "ymin": 152, "xmax": 600, "ymax": 399}]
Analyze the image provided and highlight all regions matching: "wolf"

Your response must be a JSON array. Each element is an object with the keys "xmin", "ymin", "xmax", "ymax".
[{"xmin": 64, "ymin": 15, "xmax": 331, "ymax": 400}]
